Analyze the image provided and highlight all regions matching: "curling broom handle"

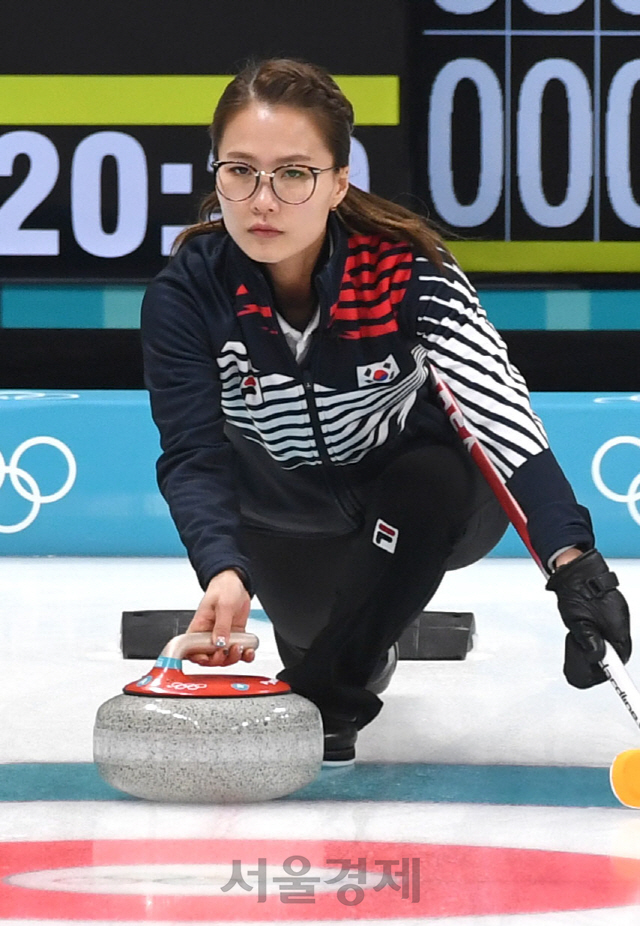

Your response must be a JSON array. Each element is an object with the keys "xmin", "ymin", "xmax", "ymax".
[{"xmin": 430, "ymin": 364, "xmax": 640, "ymax": 731}]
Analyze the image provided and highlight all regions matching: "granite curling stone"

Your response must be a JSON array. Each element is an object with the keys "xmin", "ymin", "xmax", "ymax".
[{"xmin": 93, "ymin": 632, "xmax": 323, "ymax": 803}]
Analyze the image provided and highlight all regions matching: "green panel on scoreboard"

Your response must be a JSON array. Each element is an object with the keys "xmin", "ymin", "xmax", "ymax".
[
  {"xmin": 0, "ymin": 75, "xmax": 399, "ymax": 126},
  {"xmin": 448, "ymin": 242, "xmax": 640, "ymax": 274}
]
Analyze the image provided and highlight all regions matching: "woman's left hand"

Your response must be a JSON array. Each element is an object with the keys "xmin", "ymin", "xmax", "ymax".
[{"xmin": 547, "ymin": 548, "xmax": 632, "ymax": 688}]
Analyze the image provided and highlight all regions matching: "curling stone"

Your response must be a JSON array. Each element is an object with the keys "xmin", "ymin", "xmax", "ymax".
[{"xmin": 93, "ymin": 632, "xmax": 323, "ymax": 803}]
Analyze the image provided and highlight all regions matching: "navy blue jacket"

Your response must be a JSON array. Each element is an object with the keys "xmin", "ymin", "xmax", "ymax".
[{"xmin": 141, "ymin": 217, "xmax": 594, "ymax": 590}]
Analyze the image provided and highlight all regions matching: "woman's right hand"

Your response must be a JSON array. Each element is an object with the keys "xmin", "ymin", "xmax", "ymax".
[{"xmin": 186, "ymin": 569, "xmax": 255, "ymax": 667}]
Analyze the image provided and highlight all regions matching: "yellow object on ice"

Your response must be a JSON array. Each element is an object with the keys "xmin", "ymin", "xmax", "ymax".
[{"xmin": 610, "ymin": 748, "xmax": 640, "ymax": 809}]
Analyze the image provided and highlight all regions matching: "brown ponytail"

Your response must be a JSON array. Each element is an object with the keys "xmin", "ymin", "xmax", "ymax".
[
  {"xmin": 337, "ymin": 186, "xmax": 447, "ymax": 267},
  {"xmin": 173, "ymin": 58, "xmax": 448, "ymax": 268}
]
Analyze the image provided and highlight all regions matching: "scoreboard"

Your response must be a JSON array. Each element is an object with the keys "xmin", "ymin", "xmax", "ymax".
[
  {"xmin": 409, "ymin": 0, "xmax": 640, "ymax": 272},
  {"xmin": 0, "ymin": 0, "xmax": 404, "ymax": 282},
  {"xmin": 0, "ymin": 77, "xmax": 396, "ymax": 281},
  {"xmin": 4, "ymin": 0, "xmax": 640, "ymax": 279}
]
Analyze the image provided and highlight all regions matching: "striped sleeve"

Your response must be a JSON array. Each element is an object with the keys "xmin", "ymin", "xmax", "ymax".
[{"xmin": 408, "ymin": 254, "xmax": 548, "ymax": 481}]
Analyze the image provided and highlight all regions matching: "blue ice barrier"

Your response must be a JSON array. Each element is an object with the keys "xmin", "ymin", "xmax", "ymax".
[
  {"xmin": 492, "ymin": 393, "xmax": 640, "ymax": 558},
  {"xmin": 0, "ymin": 390, "xmax": 639, "ymax": 557},
  {"xmin": 0, "ymin": 391, "xmax": 181, "ymax": 556}
]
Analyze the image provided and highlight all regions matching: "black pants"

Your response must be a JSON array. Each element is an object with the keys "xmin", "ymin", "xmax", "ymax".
[{"xmin": 242, "ymin": 443, "xmax": 507, "ymax": 729}]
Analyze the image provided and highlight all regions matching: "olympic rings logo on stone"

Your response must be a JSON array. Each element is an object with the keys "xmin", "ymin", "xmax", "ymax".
[
  {"xmin": 165, "ymin": 682, "xmax": 207, "ymax": 691},
  {"xmin": 591, "ymin": 436, "xmax": 640, "ymax": 528},
  {"xmin": 0, "ymin": 436, "xmax": 77, "ymax": 534}
]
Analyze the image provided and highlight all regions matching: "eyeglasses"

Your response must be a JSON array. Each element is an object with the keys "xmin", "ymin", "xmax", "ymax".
[{"xmin": 213, "ymin": 161, "xmax": 337, "ymax": 205}]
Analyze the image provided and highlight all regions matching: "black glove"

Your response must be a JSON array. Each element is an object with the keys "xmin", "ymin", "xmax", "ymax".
[{"xmin": 546, "ymin": 549, "xmax": 631, "ymax": 689}]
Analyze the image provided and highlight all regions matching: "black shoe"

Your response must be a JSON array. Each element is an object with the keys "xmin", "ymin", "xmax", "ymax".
[
  {"xmin": 365, "ymin": 643, "xmax": 399, "ymax": 695},
  {"xmin": 322, "ymin": 716, "xmax": 358, "ymax": 766}
]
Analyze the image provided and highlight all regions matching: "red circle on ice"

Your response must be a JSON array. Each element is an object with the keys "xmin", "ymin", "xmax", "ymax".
[{"xmin": 1, "ymin": 838, "xmax": 639, "ymax": 920}]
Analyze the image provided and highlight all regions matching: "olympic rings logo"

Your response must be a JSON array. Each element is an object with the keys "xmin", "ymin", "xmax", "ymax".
[
  {"xmin": 591, "ymin": 436, "xmax": 640, "ymax": 527},
  {"xmin": 165, "ymin": 682, "xmax": 207, "ymax": 691},
  {"xmin": 0, "ymin": 436, "xmax": 77, "ymax": 534}
]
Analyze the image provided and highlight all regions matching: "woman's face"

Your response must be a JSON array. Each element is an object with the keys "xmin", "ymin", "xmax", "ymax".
[{"xmin": 216, "ymin": 103, "xmax": 349, "ymax": 273}]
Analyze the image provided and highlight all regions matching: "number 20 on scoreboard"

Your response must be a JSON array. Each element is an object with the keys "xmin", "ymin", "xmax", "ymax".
[{"xmin": 412, "ymin": 0, "xmax": 640, "ymax": 243}]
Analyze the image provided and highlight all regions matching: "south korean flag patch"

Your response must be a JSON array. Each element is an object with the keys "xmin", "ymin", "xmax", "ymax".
[
  {"xmin": 356, "ymin": 354, "xmax": 400, "ymax": 388},
  {"xmin": 241, "ymin": 373, "xmax": 263, "ymax": 406}
]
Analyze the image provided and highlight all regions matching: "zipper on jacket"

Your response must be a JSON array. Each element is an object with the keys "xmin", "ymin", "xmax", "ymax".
[
  {"xmin": 302, "ymin": 370, "xmax": 331, "ymax": 466},
  {"xmin": 302, "ymin": 369, "xmax": 361, "ymax": 526},
  {"xmin": 269, "ymin": 282, "xmax": 362, "ymax": 527}
]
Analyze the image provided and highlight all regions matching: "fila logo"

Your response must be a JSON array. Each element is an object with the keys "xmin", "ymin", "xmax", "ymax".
[
  {"xmin": 241, "ymin": 374, "xmax": 263, "ymax": 405},
  {"xmin": 356, "ymin": 354, "xmax": 400, "ymax": 388},
  {"xmin": 373, "ymin": 518, "xmax": 399, "ymax": 553}
]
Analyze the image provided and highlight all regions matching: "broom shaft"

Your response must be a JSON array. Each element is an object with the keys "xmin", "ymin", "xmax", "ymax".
[{"xmin": 430, "ymin": 364, "xmax": 640, "ymax": 733}]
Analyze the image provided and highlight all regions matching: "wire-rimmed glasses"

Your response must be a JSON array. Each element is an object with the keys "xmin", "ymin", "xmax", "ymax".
[{"xmin": 213, "ymin": 161, "xmax": 337, "ymax": 205}]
